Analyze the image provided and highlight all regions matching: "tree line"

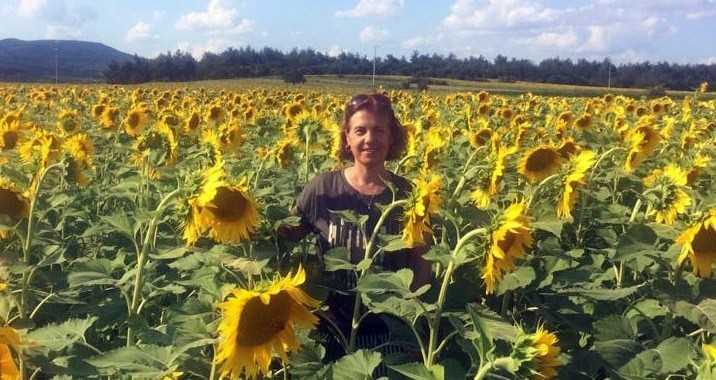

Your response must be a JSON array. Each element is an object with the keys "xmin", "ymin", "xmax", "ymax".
[{"xmin": 103, "ymin": 46, "xmax": 716, "ymax": 91}]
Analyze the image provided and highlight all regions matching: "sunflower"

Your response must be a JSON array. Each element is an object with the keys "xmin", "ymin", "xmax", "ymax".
[
  {"xmin": 624, "ymin": 122, "xmax": 661, "ymax": 173},
  {"xmin": 519, "ymin": 146, "xmax": 562, "ymax": 183},
  {"xmin": 687, "ymin": 154, "xmax": 710, "ymax": 185},
  {"xmin": 468, "ymin": 127, "xmax": 493, "ymax": 148},
  {"xmin": 0, "ymin": 326, "xmax": 21, "ymax": 380},
  {"xmin": 704, "ymin": 344, "xmax": 716, "ymax": 361},
  {"xmin": 642, "ymin": 165, "xmax": 691, "ymax": 225},
  {"xmin": 676, "ymin": 210, "xmax": 716, "ymax": 278},
  {"xmin": 483, "ymin": 201, "xmax": 533, "ymax": 294},
  {"xmin": 470, "ymin": 143, "xmax": 513, "ymax": 208},
  {"xmin": 0, "ymin": 121, "xmax": 20, "ymax": 151},
  {"xmin": 524, "ymin": 325, "xmax": 562, "ymax": 380},
  {"xmin": 215, "ymin": 266, "xmax": 319, "ymax": 380},
  {"xmin": 56, "ymin": 109, "xmax": 79, "ymax": 134},
  {"xmin": 206, "ymin": 104, "xmax": 227, "ymax": 126},
  {"xmin": 557, "ymin": 139, "xmax": 580, "ymax": 159},
  {"xmin": 0, "ymin": 177, "xmax": 28, "ymax": 240},
  {"xmin": 402, "ymin": 174, "xmax": 442, "ymax": 247},
  {"xmin": 18, "ymin": 130, "xmax": 62, "ymax": 168},
  {"xmin": 183, "ymin": 111, "xmax": 202, "ymax": 135},
  {"xmin": 100, "ymin": 107, "xmax": 120, "ymax": 129},
  {"xmin": 184, "ymin": 160, "xmax": 260, "ymax": 245},
  {"xmin": 63, "ymin": 133, "xmax": 94, "ymax": 168},
  {"xmin": 557, "ymin": 150, "xmax": 596, "ymax": 220},
  {"xmin": 124, "ymin": 107, "xmax": 149, "ymax": 137}
]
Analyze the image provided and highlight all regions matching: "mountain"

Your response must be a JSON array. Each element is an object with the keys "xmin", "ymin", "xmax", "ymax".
[{"xmin": 0, "ymin": 39, "xmax": 135, "ymax": 82}]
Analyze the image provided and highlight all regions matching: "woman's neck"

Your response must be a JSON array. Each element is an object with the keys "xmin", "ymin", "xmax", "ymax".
[{"xmin": 344, "ymin": 163, "xmax": 388, "ymax": 193}]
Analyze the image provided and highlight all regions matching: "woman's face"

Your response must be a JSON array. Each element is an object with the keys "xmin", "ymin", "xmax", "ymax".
[{"xmin": 345, "ymin": 109, "xmax": 392, "ymax": 166}]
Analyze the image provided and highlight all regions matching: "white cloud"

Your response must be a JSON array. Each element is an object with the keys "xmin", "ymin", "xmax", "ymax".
[
  {"xmin": 443, "ymin": 0, "xmax": 565, "ymax": 30},
  {"xmin": 176, "ymin": 0, "xmax": 238, "ymax": 31},
  {"xmin": 46, "ymin": 24, "xmax": 81, "ymax": 39},
  {"xmin": 336, "ymin": 0, "xmax": 404, "ymax": 18},
  {"xmin": 702, "ymin": 56, "xmax": 716, "ymax": 64},
  {"xmin": 126, "ymin": 21, "xmax": 158, "ymax": 42},
  {"xmin": 359, "ymin": 26, "xmax": 388, "ymax": 43},
  {"xmin": 402, "ymin": 36, "xmax": 428, "ymax": 49},
  {"xmin": 18, "ymin": 0, "xmax": 47, "ymax": 17},
  {"xmin": 326, "ymin": 45, "xmax": 346, "ymax": 57},
  {"xmin": 522, "ymin": 31, "xmax": 579, "ymax": 49},
  {"xmin": 178, "ymin": 39, "xmax": 233, "ymax": 59}
]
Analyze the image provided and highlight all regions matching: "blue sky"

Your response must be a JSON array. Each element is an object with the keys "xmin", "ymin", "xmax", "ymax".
[{"xmin": 2, "ymin": 0, "xmax": 716, "ymax": 64}]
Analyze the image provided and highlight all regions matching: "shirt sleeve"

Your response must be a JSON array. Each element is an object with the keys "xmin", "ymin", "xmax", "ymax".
[{"xmin": 296, "ymin": 176, "xmax": 319, "ymax": 232}]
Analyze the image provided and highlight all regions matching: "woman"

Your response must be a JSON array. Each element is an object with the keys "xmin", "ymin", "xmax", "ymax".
[{"xmin": 279, "ymin": 93, "xmax": 431, "ymax": 362}]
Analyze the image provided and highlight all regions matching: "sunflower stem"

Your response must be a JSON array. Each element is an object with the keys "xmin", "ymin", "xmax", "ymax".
[
  {"xmin": 347, "ymin": 199, "xmax": 408, "ymax": 353},
  {"xmin": 589, "ymin": 146, "xmax": 626, "ymax": 180},
  {"xmin": 127, "ymin": 188, "xmax": 180, "ymax": 347},
  {"xmin": 19, "ymin": 162, "xmax": 63, "ymax": 320},
  {"xmin": 426, "ymin": 227, "xmax": 487, "ymax": 367},
  {"xmin": 525, "ymin": 173, "xmax": 559, "ymax": 211}
]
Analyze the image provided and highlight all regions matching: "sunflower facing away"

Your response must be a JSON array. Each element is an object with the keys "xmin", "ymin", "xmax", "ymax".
[
  {"xmin": 0, "ymin": 177, "xmax": 29, "ymax": 240},
  {"xmin": 557, "ymin": 150, "xmax": 596, "ymax": 220},
  {"xmin": 676, "ymin": 210, "xmax": 716, "ymax": 278},
  {"xmin": 184, "ymin": 160, "xmax": 260, "ymax": 245},
  {"xmin": 215, "ymin": 266, "xmax": 319, "ymax": 380},
  {"xmin": 471, "ymin": 144, "xmax": 514, "ymax": 208},
  {"xmin": 519, "ymin": 146, "xmax": 562, "ymax": 183},
  {"xmin": 0, "ymin": 326, "xmax": 21, "ymax": 380},
  {"xmin": 517, "ymin": 325, "xmax": 562, "ymax": 380},
  {"xmin": 643, "ymin": 165, "xmax": 691, "ymax": 225},
  {"xmin": 402, "ymin": 174, "xmax": 442, "ymax": 247},
  {"xmin": 483, "ymin": 201, "xmax": 533, "ymax": 294}
]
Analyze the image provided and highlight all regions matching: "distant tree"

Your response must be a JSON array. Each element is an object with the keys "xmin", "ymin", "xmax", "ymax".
[{"xmin": 282, "ymin": 69, "xmax": 306, "ymax": 84}]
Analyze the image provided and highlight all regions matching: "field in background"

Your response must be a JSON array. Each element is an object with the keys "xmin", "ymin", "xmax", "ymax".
[{"xmin": 143, "ymin": 74, "xmax": 716, "ymax": 99}]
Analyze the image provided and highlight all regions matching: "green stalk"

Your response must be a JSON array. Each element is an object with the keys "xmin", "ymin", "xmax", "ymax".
[
  {"xmin": 426, "ymin": 227, "xmax": 487, "ymax": 366},
  {"xmin": 19, "ymin": 162, "xmax": 63, "ymax": 319},
  {"xmin": 473, "ymin": 357, "xmax": 513, "ymax": 380},
  {"xmin": 126, "ymin": 188, "xmax": 180, "ymax": 346},
  {"xmin": 347, "ymin": 199, "xmax": 408, "ymax": 352}
]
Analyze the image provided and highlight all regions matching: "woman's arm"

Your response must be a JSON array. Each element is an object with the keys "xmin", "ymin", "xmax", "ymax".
[{"xmin": 276, "ymin": 223, "xmax": 311, "ymax": 242}]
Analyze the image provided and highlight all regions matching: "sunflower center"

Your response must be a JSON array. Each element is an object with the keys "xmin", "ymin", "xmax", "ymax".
[
  {"xmin": 525, "ymin": 148, "xmax": 560, "ymax": 173},
  {"xmin": 235, "ymin": 292, "xmax": 292, "ymax": 346},
  {"xmin": 128, "ymin": 113, "xmax": 141, "ymax": 128},
  {"xmin": 693, "ymin": 225, "xmax": 716, "ymax": 255},
  {"xmin": 0, "ymin": 189, "xmax": 25, "ymax": 221},
  {"xmin": 208, "ymin": 187, "xmax": 248, "ymax": 222},
  {"xmin": 2, "ymin": 131, "xmax": 18, "ymax": 150}
]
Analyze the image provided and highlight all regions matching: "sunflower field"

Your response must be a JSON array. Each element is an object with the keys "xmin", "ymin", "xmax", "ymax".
[{"xmin": 1, "ymin": 83, "xmax": 716, "ymax": 380}]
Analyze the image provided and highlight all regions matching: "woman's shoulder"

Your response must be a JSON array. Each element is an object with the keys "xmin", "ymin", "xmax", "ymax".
[
  {"xmin": 303, "ymin": 170, "xmax": 344, "ymax": 194},
  {"xmin": 385, "ymin": 171, "xmax": 413, "ymax": 195}
]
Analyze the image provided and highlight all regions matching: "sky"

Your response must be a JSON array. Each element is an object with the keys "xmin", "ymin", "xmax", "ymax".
[{"xmin": 1, "ymin": 0, "xmax": 716, "ymax": 64}]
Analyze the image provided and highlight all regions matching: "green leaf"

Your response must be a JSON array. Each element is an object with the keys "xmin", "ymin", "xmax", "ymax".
[
  {"xmin": 26, "ymin": 317, "xmax": 97, "ymax": 353},
  {"xmin": 559, "ymin": 284, "xmax": 643, "ymax": 301},
  {"xmin": 329, "ymin": 350, "xmax": 382, "ymax": 380},
  {"xmin": 356, "ymin": 269, "xmax": 414, "ymax": 296},
  {"xmin": 380, "ymin": 233, "xmax": 409, "ymax": 252},
  {"xmin": 87, "ymin": 345, "xmax": 171, "ymax": 377},
  {"xmin": 389, "ymin": 362, "xmax": 444, "ymax": 380},
  {"xmin": 496, "ymin": 266, "xmax": 535, "ymax": 295},
  {"xmin": 323, "ymin": 247, "xmax": 355, "ymax": 272},
  {"xmin": 593, "ymin": 315, "xmax": 635, "ymax": 341},
  {"xmin": 100, "ymin": 212, "xmax": 135, "ymax": 241},
  {"xmin": 674, "ymin": 299, "xmax": 716, "ymax": 333},
  {"xmin": 594, "ymin": 339, "xmax": 643, "ymax": 369},
  {"xmin": 614, "ymin": 224, "xmax": 657, "ymax": 261},
  {"xmin": 532, "ymin": 218, "xmax": 564, "ymax": 237},
  {"xmin": 422, "ymin": 245, "xmax": 452, "ymax": 267},
  {"xmin": 67, "ymin": 259, "xmax": 117, "ymax": 288},
  {"xmin": 619, "ymin": 337, "xmax": 693, "ymax": 377}
]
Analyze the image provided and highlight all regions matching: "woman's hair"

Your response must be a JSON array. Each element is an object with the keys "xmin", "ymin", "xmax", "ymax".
[{"xmin": 338, "ymin": 93, "xmax": 407, "ymax": 162}]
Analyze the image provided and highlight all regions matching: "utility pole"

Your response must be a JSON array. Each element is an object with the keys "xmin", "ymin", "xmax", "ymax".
[
  {"xmin": 54, "ymin": 40, "xmax": 59, "ymax": 84},
  {"xmin": 372, "ymin": 45, "xmax": 376, "ymax": 89}
]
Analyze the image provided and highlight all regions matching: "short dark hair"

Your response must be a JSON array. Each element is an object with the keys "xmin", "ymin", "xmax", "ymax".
[{"xmin": 338, "ymin": 93, "xmax": 407, "ymax": 162}]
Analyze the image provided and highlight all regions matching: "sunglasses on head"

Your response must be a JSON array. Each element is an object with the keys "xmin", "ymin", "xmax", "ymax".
[{"xmin": 348, "ymin": 93, "xmax": 391, "ymax": 108}]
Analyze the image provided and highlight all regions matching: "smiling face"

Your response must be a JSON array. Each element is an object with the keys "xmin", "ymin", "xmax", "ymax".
[{"xmin": 345, "ymin": 109, "xmax": 392, "ymax": 167}]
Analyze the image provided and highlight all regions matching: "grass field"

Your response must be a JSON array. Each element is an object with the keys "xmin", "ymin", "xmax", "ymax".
[{"xmin": 144, "ymin": 74, "xmax": 716, "ymax": 99}]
